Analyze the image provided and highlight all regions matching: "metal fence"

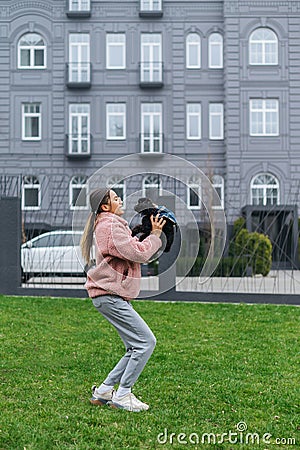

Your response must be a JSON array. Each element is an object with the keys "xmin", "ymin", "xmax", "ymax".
[{"xmin": 0, "ymin": 174, "xmax": 299, "ymax": 304}]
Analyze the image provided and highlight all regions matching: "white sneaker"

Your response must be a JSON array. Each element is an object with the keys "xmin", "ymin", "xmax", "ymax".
[
  {"xmin": 110, "ymin": 392, "xmax": 149, "ymax": 412},
  {"xmin": 90, "ymin": 385, "xmax": 114, "ymax": 406}
]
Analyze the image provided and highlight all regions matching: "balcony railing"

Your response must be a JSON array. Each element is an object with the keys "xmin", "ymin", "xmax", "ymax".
[
  {"xmin": 140, "ymin": 133, "xmax": 164, "ymax": 154},
  {"xmin": 139, "ymin": 61, "xmax": 164, "ymax": 87},
  {"xmin": 66, "ymin": 134, "xmax": 92, "ymax": 158},
  {"xmin": 66, "ymin": 63, "xmax": 91, "ymax": 88},
  {"xmin": 139, "ymin": 0, "xmax": 163, "ymax": 17},
  {"xmin": 66, "ymin": 0, "xmax": 91, "ymax": 17}
]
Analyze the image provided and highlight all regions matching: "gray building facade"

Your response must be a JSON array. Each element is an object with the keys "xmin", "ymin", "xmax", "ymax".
[{"xmin": 0, "ymin": 0, "xmax": 299, "ymax": 264}]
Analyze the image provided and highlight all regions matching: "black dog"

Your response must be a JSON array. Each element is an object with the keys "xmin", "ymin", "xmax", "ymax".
[{"xmin": 131, "ymin": 197, "xmax": 178, "ymax": 253}]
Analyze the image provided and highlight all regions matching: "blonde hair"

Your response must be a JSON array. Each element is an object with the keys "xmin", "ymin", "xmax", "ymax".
[{"xmin": 80, "ymin": 188, "xmax": 110, "ymax": 265}]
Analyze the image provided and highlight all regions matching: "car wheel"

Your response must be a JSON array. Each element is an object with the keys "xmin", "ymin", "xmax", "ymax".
[{"xmin": 21, "ymin": 269, "xmax": 31, "ymax": 282}]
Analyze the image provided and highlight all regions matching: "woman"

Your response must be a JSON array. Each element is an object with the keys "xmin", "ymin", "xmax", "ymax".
[{"xmin": 80, "ymin": 188, "xmax": 165, "ymax": 412}]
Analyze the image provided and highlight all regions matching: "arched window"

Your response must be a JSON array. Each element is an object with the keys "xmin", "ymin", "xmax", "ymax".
[
  {"xmin": 142, "ymin": 175, "xmax": 161, "ymax": 200},
  {"xmin": 186, "ymin": 33, "xmax": 201, "ymax": 69},
  {"xmin": 249, "ymin": 28, "xmax": 278, "ymax": 65},
  {"xmin": 209, "ymin": 33, "xmax": 223, "ymax": 68},
  {"xmin": 70, "ymin": 175, "xmax": 88, "ymax": 209},
  {"xmin": 107, "ymin": 176, "xmax": 126, "ymax": 207},
  {"xmin": 22, "ymin": 175, "xmax": 41, "ymax": 210},
  {"xmin": 211, "ymin": 175, "xmax": 224, "ymax": 209},
  {"xmin": 187, "ymin": 175, "xmax": 201, "ymax": 210},
  {"xmin": 250, "ymin": 173, "xmax": 279, "ymax": 206},
  {"xmin": 18, "ymin": 33, "xmax": 46, "ymax": 68}
]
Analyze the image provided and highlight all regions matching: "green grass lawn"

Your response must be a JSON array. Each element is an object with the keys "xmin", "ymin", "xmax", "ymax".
[{"xmin": 0, "ymin": 296, "xmax": 299, "ymax": 450}]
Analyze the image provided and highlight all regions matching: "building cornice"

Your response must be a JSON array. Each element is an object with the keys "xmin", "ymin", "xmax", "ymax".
[{"xmin": 225, "ymin": 0, "xmax": 300, "ymax": 15}]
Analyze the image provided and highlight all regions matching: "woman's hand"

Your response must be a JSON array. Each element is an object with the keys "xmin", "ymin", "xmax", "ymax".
[{"xmin": 150, "ymin": 214, "xmax": 167, "ymax": 238}]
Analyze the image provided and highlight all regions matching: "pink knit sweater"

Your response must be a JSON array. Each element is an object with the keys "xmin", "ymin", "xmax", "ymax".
[{"xmin": 85, "ymin": 212, "xmax": 162, "ymax": 300}]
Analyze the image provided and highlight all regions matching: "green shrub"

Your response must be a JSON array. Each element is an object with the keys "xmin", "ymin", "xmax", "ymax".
[
  {"xmin": 235, "ymin": 228, "xmax": 250, "ymax": 256},
  {"xmin": 229, "ymin": 217, "xmax": 246, "ymax": 256},
  {"xmin": 235, "ymin": 228, "xmax": 272, "ymax": 276},
  {"xmin": 253, "ymin": 234, "xmax": 272, "ymax": 276},
  {"xmin": 177, "ymin": 216, "xmax": 272, "ymax": 277},
  {"xmin": 233, "ymin": 216, "xmax": 246, "ymax": 237}
]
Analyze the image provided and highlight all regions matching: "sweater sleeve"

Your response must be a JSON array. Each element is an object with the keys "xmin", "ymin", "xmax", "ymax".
[{"xmin": 108, "ymin": 221, "xmax": 162, "ymax": 263}]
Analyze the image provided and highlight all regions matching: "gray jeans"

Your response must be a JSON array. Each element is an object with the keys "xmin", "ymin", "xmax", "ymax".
[{"xmin": 92, "ymin": 295, "xmax": 156, "ymax": 388}]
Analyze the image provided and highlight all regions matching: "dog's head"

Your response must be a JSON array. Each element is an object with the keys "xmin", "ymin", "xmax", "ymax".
[{"xmin": 134, "ymin": 197, "xmax": 157, "ymax": 214}]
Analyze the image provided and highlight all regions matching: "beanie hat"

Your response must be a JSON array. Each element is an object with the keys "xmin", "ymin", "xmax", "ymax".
[{"xmin": 90, "ymin": 188, "xmax": 110, "ymax": 214}]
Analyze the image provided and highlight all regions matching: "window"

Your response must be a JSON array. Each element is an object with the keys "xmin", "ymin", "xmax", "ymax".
[
  {"xmin": 140, "ymin": 0, "xmax": 162, "ymax": 11},
  {"xmin": 249, "ymin": 28, "xmax": 278, "ymax": 65},
  {"xmin": 187, "ymin": 104, "xmax": 201, "ymax": 140},
  {"xmin": 142, "ymin": 175, "xmax": 161, "ymax": 198},
  {"xmin": 106, "ymin": 104, "xmax": 126, "ymax": 140},
  {"xmin": 209, "ymin": 33, "xmax": 223, "ymax": 68},
  {"xmin": 69, "ymin": 104, "xmax": 90, "ymax": 154},
  {"xmin": 69, "ymin": 34, "xmax": 90, "ymax": 82},
  {"xmin": 106, "ymin": 34, "xmax": 126, "ymax": 69},
  {"xmin": 211, "ymin": 175, "xmax": 224, "ymax": 209},
  {"xmin": 141, "ymin": 103, "xmax": 162, "ymax": 153},
  {"xmin": 22, "ymin": 103, "xmax": 41, "ymax": 141},
  {"xmin": 209, "ymin": 103, "xmax": 224, "ymax": 140},
  {"xmin": 107, "ymin": 177, "xmax": 126, "ymax": 207},
  {"xmin": 18, "ymin": 33, "xmax": 46, "ymax": 69},
  {"xmin": 250, "ymin": 99, "xmax": 279, "ymax": 136},
  {"xmin": 69, "ymin": 0, "xmax": 90, "ymax": 11},
  {"xmin": 32, "ymin": 235, "xmax": 55, "ymax": 248},
  {"xmin": 186, "ymin": 33, "xmax": 201, "ymax": 69},
  {"xmin": 32, "ymin": 233, "xmax": 74, "ymax": 248},
  {"xmin": 141, "ymin": 34, "xmax": 162, "ymax": 83},
  {"xmin": 251, "ymin": 173, "xmax": 279, "ymax": 206},
  {"xmin": 22, "ymin": 176, "xmax": 41, "ymax": 210},
  {"xmin": 187, "ymin": 176, "xmax": 201, "ymax": 209},
  {"xmin": 70, "ymin": 176, "xmax": 88, "ymax": 209}
]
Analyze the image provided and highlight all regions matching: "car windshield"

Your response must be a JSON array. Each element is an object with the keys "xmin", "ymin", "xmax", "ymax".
[{"xmin": 31, "ymin": 233, "xmax": 81, "ymax": 248}]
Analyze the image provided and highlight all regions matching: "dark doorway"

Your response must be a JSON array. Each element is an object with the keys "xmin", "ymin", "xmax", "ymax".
[{"xmin": 242, "ymin": 205, "xmax": 298, "ymax": 269}]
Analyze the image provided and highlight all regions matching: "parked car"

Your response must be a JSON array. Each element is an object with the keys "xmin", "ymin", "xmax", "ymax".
[{"xmin": 21, "ymin": 230, "xmax": 85, "ymax": 280}]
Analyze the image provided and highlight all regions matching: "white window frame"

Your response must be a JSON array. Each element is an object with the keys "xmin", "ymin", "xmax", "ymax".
[
  {"xmin": 141, "ymin": 34, "xmax": 162, "ymax": 83},
  {"xmin": 140, "ymin": 0, "xmax": 162, "ymax": 11},
  {"xmin": 106, "ymin": 103, "xmax": 126, "ymax": 140},
  {"xmin": 211, "ymin": 175, "xmax": 224, "ymax": 210},
  {"xmin": 69, "ymin": 34, "xmax": 90, "ymax": 83},
  {"xmin": 142, "ymin": 175, "xmax": 162, "ymax": 198},
  {"xmin": 69, "ymin": 104, "xmax": 90, "ymax": 155},
  {"xmin": 106, "ymin": 34, "xmax": 126, "ymax": 70},
  {"xmin": 107, "ymin": 177, "xmax": 126, "ymax": 208},
  {"xmin": 186, "ymin": 33, "xmax": 201, "ymax": 69},
  {"xmin": 22, "ymin": 103, "xmax": 41, "ymax": 141},
  {"xmin": 250, "ymin": 99, "xmax": 279, "ymax": 136},
  {"xmin": 250, "ymin": 173, "xmax": 280, "ymax": 206},
  {"xmin": 209, "ymin": 33, "xmax": 223, "ymax": 69},
  {"xmin": 18, "ymin": 33, "xmax": 46, "ymax": 69},
  {"xmin": 141, "ymin": 103, "xmax": 163, "ymax": 153},
  {"xmin": 22, "ymin": 176, "xmax": 41, "ymax": 211},
  {"xmin": 187, "ymin": 176, "xmax": 201, "ymax": 210},
  {"xmin": 249, "ymin": 28, "xmax": 278, "ymax": 66},
  {"xmin": 209, "ymin": 103, "xmax": 224, "ymax": 140},
  {"xmin": 69, "ymin": 176, "xmax": 88, "ymax": 210},
  {"xmin": 69, "ymin": 0, "xmax": 90, "ymax": 11},
  {"xmin": 186, "ymin": 103, "xmax": 201, "ymax": 140}
]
